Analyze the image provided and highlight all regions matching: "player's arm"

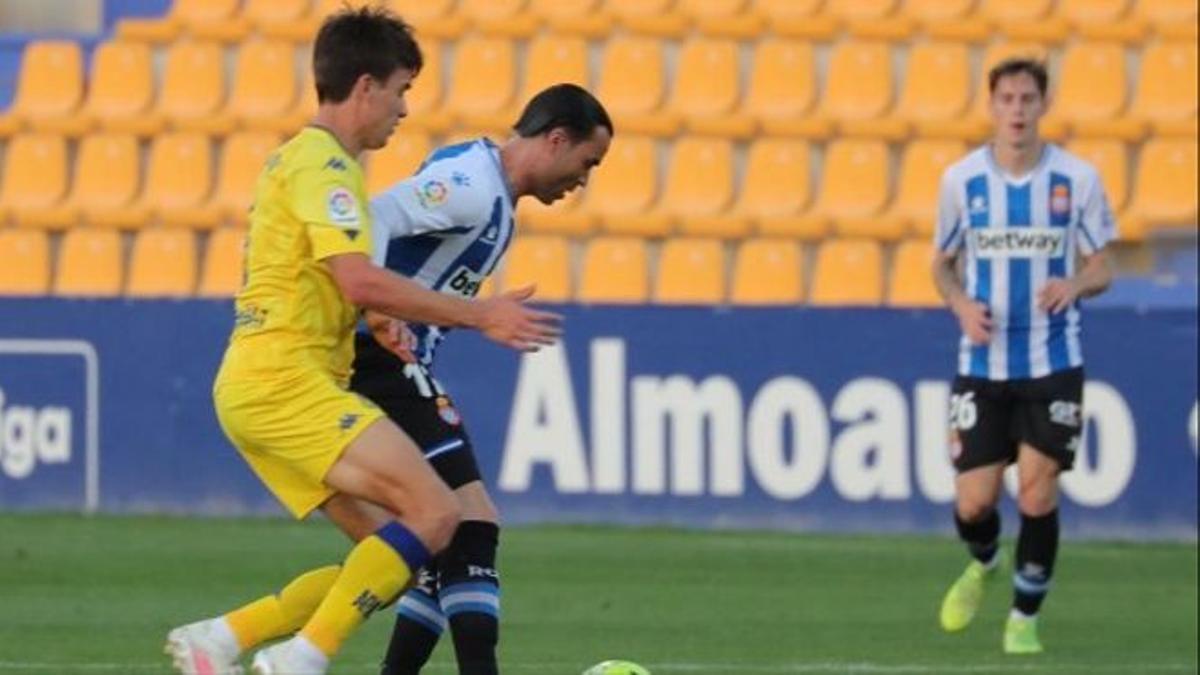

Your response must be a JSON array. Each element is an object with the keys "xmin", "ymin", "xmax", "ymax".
[
  {"xmin": 931, "ymin": 173, "xmax": 991, "ymax": 344},
  {"xmin": 1038, "ymin": 170, "xmax": 1116, "ymax": 313}
]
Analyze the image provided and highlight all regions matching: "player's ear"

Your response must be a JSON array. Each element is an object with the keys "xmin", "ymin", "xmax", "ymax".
[
  {"xmin": 546, "ymin": 126, "xmax": 571, "ymax": 150},
  {"xmin": 352, "ymin": 73, "xmax": 377, "ymax": 98}
]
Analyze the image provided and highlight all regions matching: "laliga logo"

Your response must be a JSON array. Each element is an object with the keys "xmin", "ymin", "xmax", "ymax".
[{"xmin": 0, "ymin": 386, "xmax": 72, "ymax": 479}]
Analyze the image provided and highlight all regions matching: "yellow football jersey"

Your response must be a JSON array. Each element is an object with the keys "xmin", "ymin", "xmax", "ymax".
[{"xmin": 220, "ymin": 126, "xmax": 373, "ymax": 384}]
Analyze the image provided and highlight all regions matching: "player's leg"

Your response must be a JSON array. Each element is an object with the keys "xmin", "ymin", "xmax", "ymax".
[{"xmin": 436, "ymin": 481, "xmax": 501, "ymax": 675}]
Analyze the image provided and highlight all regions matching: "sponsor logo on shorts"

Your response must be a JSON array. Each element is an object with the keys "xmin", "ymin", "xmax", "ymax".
[
  {"xmin": 1049, "ymin": 400, "xmax": 1082, "ymax": 427},
  {"xmin": 972, "ymin": 228, "xmax": 1066, "ymax": 259},
  {"xmin": 437, "ymin": 397, "xmax": 461, "ymax": 426}
]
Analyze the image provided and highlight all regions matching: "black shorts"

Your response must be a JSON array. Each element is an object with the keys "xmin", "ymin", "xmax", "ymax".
[
  {"xmin": 350, "ymin": 333, "xmax": 482, "ymax": 490},
  {"xmin": 949, "ymin": 367, "xmax": 1084, "ymax": 473}
]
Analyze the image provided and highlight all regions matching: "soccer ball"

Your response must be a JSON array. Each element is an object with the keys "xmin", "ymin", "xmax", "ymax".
[{"xmin": 582, "ymin": 660, "xmax": 651, "ymax": 675}]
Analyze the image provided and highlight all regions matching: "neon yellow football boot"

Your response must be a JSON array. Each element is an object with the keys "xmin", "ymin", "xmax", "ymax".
[
  {"xmin": 939, "ymin": 556, "xmax": 1000, "ymax": 632},
  {"xmin": 1004, "ymin": 613, "xmax": 1044, "ymax": 654}
]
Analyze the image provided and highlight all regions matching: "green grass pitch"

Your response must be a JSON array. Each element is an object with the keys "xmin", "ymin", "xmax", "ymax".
[{"xmin": 0, "ymin": 514, "xmax": 1195, "ymax": 674}]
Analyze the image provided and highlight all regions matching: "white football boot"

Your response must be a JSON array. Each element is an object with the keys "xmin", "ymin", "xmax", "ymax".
[{"xmin": 164, "ymin": 618, "xmax": 243, "ymax": 675}]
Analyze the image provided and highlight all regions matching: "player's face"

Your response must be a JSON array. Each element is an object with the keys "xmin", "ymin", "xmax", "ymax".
[
  {"xmin": 989, "ymin": 72, "xmax": 1046, "ymax": 147},
  {"xmin": 360, "ymin": 67, "xmax": 415, "ymax": 151},
  {"xmin": 534, "ymin": 126, "xmax": 612, "ymax": 205}
]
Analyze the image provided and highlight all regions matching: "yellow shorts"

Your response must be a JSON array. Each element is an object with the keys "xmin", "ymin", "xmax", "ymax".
[{"xmin": 214, "ymin": 369, "xmax": 383, "ymax": 518}]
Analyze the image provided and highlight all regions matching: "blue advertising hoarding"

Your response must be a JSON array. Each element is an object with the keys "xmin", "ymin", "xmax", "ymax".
[{"xmin": 0, "ymin": 299, "xmax": 1195, "ymax": 540}]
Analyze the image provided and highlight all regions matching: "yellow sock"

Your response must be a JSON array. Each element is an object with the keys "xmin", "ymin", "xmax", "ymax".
[
  {"xmin": 300, "ymin": 522, "xmax": 430, "ymax": 657},
  {"xmin": 224, "ymin": 565, "xmax": 341, "ymax": 651}
]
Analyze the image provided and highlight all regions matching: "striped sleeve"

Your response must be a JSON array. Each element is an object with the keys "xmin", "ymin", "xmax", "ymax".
[
  {"xmin": 934, "ymin": 170, "xmax": 965, "ymax": 253},
  {"xmin": 1077, "ymin": 168, "xmax": 1116, "ymax": 255}
]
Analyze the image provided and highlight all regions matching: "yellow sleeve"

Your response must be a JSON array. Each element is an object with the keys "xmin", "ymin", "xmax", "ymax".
[{"xmin": 291, "ymin": 167, "xmax": 373, "ymax": 262}]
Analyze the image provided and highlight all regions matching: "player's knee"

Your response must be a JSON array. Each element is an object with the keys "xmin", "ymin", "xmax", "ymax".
[
  {"xmin": 955, "ymin": 500, "xmax": 994, "ymax": 523},
  {"xmin": 418, "ymin": 489, "xmax": 461, "ymax": 552},
  {"xmin": 1017, "ymin": 489, "xmax": 1056, "ymax": 516}
]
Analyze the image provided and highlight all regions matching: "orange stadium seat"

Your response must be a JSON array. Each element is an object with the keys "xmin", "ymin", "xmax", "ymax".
[
  {"xmin": 127, "ymin": 229, "xmax": 197, "ymax": 296},
  {"xmin": 528, "ymin": 0, "xmax": 613, "ymax": 37},
  {"xmin": 1125, "ymin": 139, "xmax": 1198, "ymax": 238},
  {"xmin": 894, "ymin": 42, "xmax": 971, "ymax": 137},
  {"xmin": 0, "ymin": 133, "xmax": 68, "ymax": 228},
  {"xmin": 516, "ymin": 190, "xmax": 591, "ymax": 236},
  {"xmin": 1056, "ymin": 0, "xmax": 1144, "ymax": 41},
  {"xmin": 660, "ymin": 138, "xmax": 742, "ymax": 238},
  {"xmin": 445, "ymin": 37, "xmax": 516, "ymax": 133},
  {"xmin": 78, "ymin": 41, "xmax": 158, "ymax": 137},
  {"xmin": 750, "ymin": 0, "xmax": 837, "ymax": 39},
  {"xmin": 386, "ymin": 0, "xmax": 466, "ymax": 38},
  {"xmin": 826, "ymin": 0, "xmax": 915, "ymax": 39},
  {"xmin": 245, "ymin": 0, "xmax": 317, "ymax": 39},
  {"xmin": 199, "ymin": 227, "xmax": 247, "ymax": 297},
  {"xmin": 824, "ymin": 0, "xmax": 898, "ymax": 22},
  {"xmin": 681, "ymin": 0, "xmax": 765, "ymax": 38},
  {"xmin": 500, "ymin": 235, "xmax": 572, "ymax": 302},
  {"xmin": 1134, "ymin": 0, "xmax": 1199, "ymax": 39},
  {"xmin": 740, "ymin": 138, "xmax": 823, "ymax": 239},
  {"xmin": 655, "ymin": 238, "xmax": 726, "ymax": 304},
  {"xmin": 266, "ymin": 0, "xmax": 372, "ymax": 43},
  {"xmin": 402, "ymin": 39, "xmax": 451, "ymax": 134},
  {"xmin": 1067, "ymin": 139, "xmax": 1130, "ymax": 213},
  {"xmin": 146, "ymin": 132, "xmax": 216, "ymax": 229},
  {"xmin": 674, "ymin": 38, "xmax": 754, "ymax": 138},
  {"xmin": 54, "ymin": 228, "xmax": 123, "ymax": 296},
  {"xmin": 607, "ymin": 0, "xmax": 688, "ymax": 37},
  {"xmin": 68, "ymin": 133, "xmax": 143, "ymax": 230},
  {"xmin": 214, "ymin": 39, "xmax": 298, "ymax": 134},
  {"xmin": 883, "ymin": 140, "xmax": 966, "ymax": 238},
  {"xmin": 0, "ymin": 229, "xmax": 50, "ymax": 295},
  {"xmin": 907, "ymin": 0, "xmax": 988, "ymax": 40},
  {"xmin": 117, "ymin": 0, "xmax": 241, "ymax": 43},
  {"xmin": 366, "ymin": 131, "xmax": 432, "ymax": 196},
  {"xmin": 809, "ymin": 238, "xmax": 884, "ymax": 306},
  {"xmin": 460, "ymin": 0, "xmax": 540, "ymax": 37},
  {"xmin": 1128, "ymin": 41, "xmax": 1199, "ymax": 137},
  {"xmin": 578, "ymin": 236, "xmax": 649, "ymax": 303},
  {"xmin": 816, "ymin": 140, "xmax": 892, "ymax": 239},
  {"xmin": 741, "ymin": 39, "xmax": 830, "ymax": 138},
  {"xmin": 980, "ymin": 0, "xmax": 1067, "ymax": 42},
  {"xmin": 820, "ymin": 40, "xmax": 899, "ymax": 138},
  {"xmin": 930, "ymin": 42, "xmax": 1048, "ymax": 141},
  {"xmin": 730, "ymin": 238, "xmax": 803, "ymax": 305},
  {"xmin": 214, "ymin": 131, "xmax": 280, "ymax": 226},
  {"xmin": 0, "ymin": 41, "xmax": 83, "ymax": 135},
  {"xmin": 584, "ymin": 136, "xmax": 663, "ymax": 236},
  {"xmin": 494, "ymin": 35, "xmax": 590, "ymax": 127},
  {"xmin": 596, "ymin": 36, "xmax": 678, "ymax": 136},
  {"xmin": 155, "ymin": 40, "xmax": 226, "ymax": 133},
  {"xmin": 888, "ymin": 239, "xmax": 941, "ymax": 307},
  {"xmin": 1045, "ymin": 42, "xmax": 1139, "ymax": 140}
]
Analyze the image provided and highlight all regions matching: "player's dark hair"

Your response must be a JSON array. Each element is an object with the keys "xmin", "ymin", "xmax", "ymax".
[
  {"xmin": 988, "ymin": 58, "xmax": 1049, "ymax": 97},
  {"xmin": 513, "ymin": 83, "xmax": 614, "ymax": 142},
  {"xmin": 313, "ymin": 5, "xmax": 423, "ymax": 104}
]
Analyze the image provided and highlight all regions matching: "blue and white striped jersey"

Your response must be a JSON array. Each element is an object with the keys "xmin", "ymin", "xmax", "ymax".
[
  {"xmin": 935, "ymin": 144, "xmax": 1116, "ymax": 381},
  {"xmin": 368, "ymin": 138, "xmax": 516, "ymax": 365}
]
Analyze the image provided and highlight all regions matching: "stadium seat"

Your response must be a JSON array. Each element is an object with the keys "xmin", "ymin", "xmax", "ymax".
[
  {"xmin": 117, "ymin": 0, "xmax": 241, "ymax": 43},
  {"xmin": 888, "ymin": 239, "xmax": 941, "ymax": 307},
  {"xmin": 1127, "ymin": 41, "xmax": 1199, "ymax": 137},
  {"xmin": 516, "ymin": 190, "xmax": 592, "ymax": 236},
  {"xmin": 70, "ymin": 133, "xmax": 143, "ymax": 230},
  {"xmin": 674, "ymin": 39, "xmax": 755, "ymax": 138},
  {"xmin": 816, "ymin": 140, "xmax": 892, "ymax": 240},
  {"xmin": 245, "ymin": 0, "xmax": 317, "ymax": 40},
  {"xmin": 491, "ymin": 35, "xmax": 590, "ymax": 129},
  {"xmin": 739, "ymin": 138, "xmax": 823, "ymax": 239},
  {"xmin": 212, "ymin": 39, "xmax": 298, "ymax": 134},
  {"xmin": 460, "ymin": 0, "xmax": 540, "ymax": 37},
  {"xmin": 445, "ymin": 37, "xmax": 516, "ymax": 133},
  {"xmin": 906, "ymin": 0, "xmax": 988, "ymax": 40},
  {"xmin": 500, "ymin": 235, "xmax": 572, "ymax": 302},
  {"xmin": 730, "ymin": 237, "xmax": 803, "ymax": 305},
  {"xmin": 578, "ymin": 236, "xmax": 649, "ymax": 303},
  {"xmin": 930, "ymin": 42, "xmax": 1048, "ymax": 141},
  {"xmin": 980, "ymin": 0, "xmax": 1068, "ymax": 42},
  {"xmin": 607, "ymin": 0, "xmax": 689, "ymax": 37},
  {"xmin": 267, "ymin": 70, "xmax": 318, "ymax": 137},
  {"xmin": 0, "ymin": 133, "xmax": 68, "ymax": 228},
  {"xmin": 742, "ymin": 39, "xmax": 830, "ymax": 138},
  {"xmin": 401, "ymin": 39, "xmax": 451, "ymax": 134},
  {"xmin": 826, "ymin": 0, "xmax": 914, "ymax": 39},
  {"xmin": 809, "ymin": 238, "xmax": 884, "ymax": 306},
  {"xmin": 214, "ymin": 131, "xmax": 280, "ymax": 226},
  {"xmin": 54, "ymin": 228, "xmax": 123, "ymax": 296},
  {"xmin": 1133, "ymin": 0, "xmax": 1199, "ymax": 39},
  {"xmin": 366, "ymin": 131, "xmax": 432, "ymax": 196},
  {"xmin": 893, "ymin": 42, "xmax": 971, "ymax": 137},
  {"xmin": 655, "ymin": 238, "xmax": 726, "ymax": 304},
  {"xmin": 2, "ymin": 41, "xmax": 83, "ymax": 134},
  {"xmin": 198, "ymin": 227, "xmax": 247, "ymax": 297},
  {"xmin": 820, "ymin": 40, "xmax": 900, "ymax": 138},
  {"xmin": 584, "ymin": 136, "xmax": 664, "ymax": 236},
  {"xmin": 1056, "ymin": 0, "xmax": 1144, "ymax": 41},
  {"xmin": 127, "ymin": 229, "xmax": 198, "ymax": 297},
  {"xmin": 657, "ymin": 138, "xmax": 742, "ymax": 238},
  {"xmin": 78, "ymin": 41, "xmax": 158, "ymax": 137},
  {"xmin": 596, "ymin": 36, "xmax": 679, "ymax": 136},
  {"xmin": 155, "ymin": 41, "xmax": 227, "ymax": 133},
  {"xmin": 1125, "ymin": 139, "xmax": 1198, "ymax": 238},
  {"xmin": 528, "ymin": 0, "xmax": 613, "ymax": 37},
  {"xmin": 882, "ymin": 140, "xmax": 966, "ymax": 238},
  {"xmin": 0, "ymin": 229, "xmax": 50, "ymax": 295},
  {"xmin": 1066, "ymin": 139, "xmax": 1129, "ymax": 213},
  {"xmin": 680, "ymin": 0, "xmax": 765, "ymax": 38},
  {"xmin": 750, "ymin": 0, "xmax": 838, "ymax": 39},
  {"xmin": 267, "ymin": 0, "xmax": 373, "ymax": 43},
  {"xmin": 146, "ymin": 132, "xmax": 217, "ymax": 229},
  {"xmin": 386, "ymin": 0, "xmax": 466, "ymax": 38},
  {"xmin": 1045, "ymin": 42, "xmax": 1140, "ymax": 140}
]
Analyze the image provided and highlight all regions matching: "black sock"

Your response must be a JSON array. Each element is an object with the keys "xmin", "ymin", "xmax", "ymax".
[
  {"xmin": 438, "ymin": 520, "xmax": 500, "ymax": 675},
  {"xmin": 380, "ymin": 564, "xmax": 443, "ymax": 675},
  {"xmin": 1013, "ymin": 510, "xmax": 1059, "ymax": 616},
  {"xmin": 955, "ymin": 509, "xmax": 1001, "ymax": 565}
]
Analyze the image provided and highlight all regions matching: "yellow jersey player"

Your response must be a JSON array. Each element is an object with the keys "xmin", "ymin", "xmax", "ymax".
[{"xmin": 164, "ymin": 8, "xmax": 561, "ymax": 675}]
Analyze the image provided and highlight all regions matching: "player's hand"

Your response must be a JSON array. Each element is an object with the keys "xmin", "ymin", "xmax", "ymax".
[
  {"xmin": 952, "ymin": 298, "xmax": 992, "ymax": 345},
  {"xmin": 366, "ymin": 311, "xmax": 418, "ymax": 364},
  {"xmin": 475, "ymin": 285, "xmax": 563, "ymax": 352},
  {"xmin": 1038, "ymin": 277, "xmax": 1080, "ymax": 314}
]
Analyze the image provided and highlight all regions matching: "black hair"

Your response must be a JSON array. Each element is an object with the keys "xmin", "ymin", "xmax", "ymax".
[
  {"xmin": 988, "ymin": 58, "xmax": 1049, "ymax": 97},
  {"xmin": 313, "ymin": 5, "xmax": 423, "ymax": 104},
  {"xmin": 513, "ymin": 83, "xmax": 614, "ymax": 142}
]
